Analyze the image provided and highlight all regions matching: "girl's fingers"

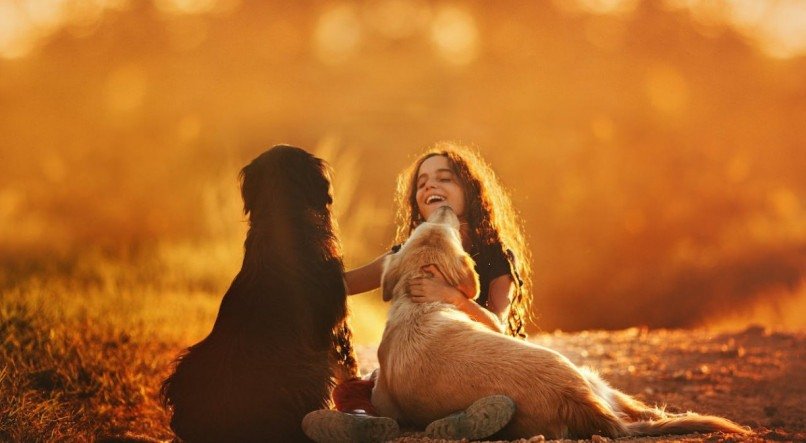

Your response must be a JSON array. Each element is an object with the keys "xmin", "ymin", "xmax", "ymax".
[
  {"xmin": 421, "ymin": 264, "xmax": 438, "ymax": 278},
  {"xmin": 422, "ymin": 264, "xmax": 447, "ymax": 282},
  {"xmin": 408, "ymin": 277, "xmax": 442, "ymax": 300}
]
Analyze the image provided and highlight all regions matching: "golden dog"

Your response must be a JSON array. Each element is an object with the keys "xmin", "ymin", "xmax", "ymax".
[{"xmin": 371, "ymin": 206, "xmax": 749, "ymax": 440}]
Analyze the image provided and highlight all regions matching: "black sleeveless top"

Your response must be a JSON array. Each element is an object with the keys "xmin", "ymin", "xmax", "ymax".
[{"xmin": 390, "ymin": 242, "xmax": 514, "ymax": 311}]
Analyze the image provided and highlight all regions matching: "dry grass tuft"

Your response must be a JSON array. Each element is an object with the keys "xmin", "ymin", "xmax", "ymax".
[{"xmin": 0, "ymin": 253, "xmax": 220, "ymax": 441}]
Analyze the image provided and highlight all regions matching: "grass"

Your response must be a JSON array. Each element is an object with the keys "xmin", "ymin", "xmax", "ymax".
[
  {"xmin": 1, "ymin": 302, "xmax": 175, "ymax": 440},
  {"xmin": 0, "ymin": 240, "xmax": 390, "ymax": 441},
  {"xmin": 0, "ymin": 251, "xmax": 222, "ymax": 441}
]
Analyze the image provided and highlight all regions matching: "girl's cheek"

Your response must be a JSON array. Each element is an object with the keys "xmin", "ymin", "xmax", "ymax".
[
  {"xmin": 416, "ymin": 201, "xmax": 428, "ymax": 219},
  {"xmin": 457, "ymin": 186, "xmax": 466, "ymax": 201}
]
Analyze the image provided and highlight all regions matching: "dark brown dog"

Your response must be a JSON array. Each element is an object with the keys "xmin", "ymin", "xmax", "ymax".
[{"xmin": 161, "ymin": 145, "xmax": 357, "ymax": 442}]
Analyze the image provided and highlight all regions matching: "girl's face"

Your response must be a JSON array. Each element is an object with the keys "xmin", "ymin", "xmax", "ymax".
[{"xmin": 415, "ymin": 155, "xmax": 466, "ymax": 221}]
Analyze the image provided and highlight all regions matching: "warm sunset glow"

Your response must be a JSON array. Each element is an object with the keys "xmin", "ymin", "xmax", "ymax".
[
  {"xmin": 0, "ymin": 188, "xmax": 22, "ymax": 222},
  {"xmin": 429, "ymin": 5, "xmax": 478, "ymax": 65},
  {"xmin": 0, "ymin": 1, "xmax": 803, "ymax": 340},
  {"xmin": 314, "ymin": 4, "xmax": 363, "ymax": 65},
  {"xmin": 176, "ymin": 114, "xmax": 202, "ymax": 144},
  {"xmin": 564, "ymin": 0, "xmax": 640, "ymax": 16},
  {"xmin": 3, "ymin": 5, "xmax": 802, "ymax": 440},
  {"xmin": 0, "ymin": 1, "xmax": 38, "ymax": 59},
  {"xmin": 753, "ymin": 0, "xmax": 806, "ymax": 59},
  {"xmin": 364, "ymin": 0, "xmax": 431, "ymax": 40},
  {"xmin": 590, "ymin": 115, "xmax": 616, "ymax": 142},
  {"xmin": 645, "ymin": 64, "xmax": 689, "ymax": 117},
  {"xmin": 584, "ymin": 16, "xmax": 628, "ymax": 51},
  {"xmin": 164, "ymin": 16, "xmax": 209, "ymax": 51},
  {"xmin": 0, "ymin": 0, "xmax": 135, "ymax": 58},
  {"xmin": 105, "ymin": 64, "xmax": 148, "ymax": 113},
  {"xmin": 769, "ymin": 188, "xmax": 800, "ymax": 221},
  {"xmin": 663, "ymin": 0, "xmax": 806, "ymax": 59},
  {"xmin": 153, "ymin": 0, "xmax": 238, "ymax": 16}
]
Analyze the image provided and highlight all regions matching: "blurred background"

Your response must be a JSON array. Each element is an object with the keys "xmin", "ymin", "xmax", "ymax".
[{"xmin": 1, "ymin": 0, "xmax": 804, "ymax": 344}]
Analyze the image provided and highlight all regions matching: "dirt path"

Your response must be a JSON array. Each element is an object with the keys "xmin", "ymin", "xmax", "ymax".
[{"xmin": 353, "ymin": 326, "xmax": 805, "ymax": 442}]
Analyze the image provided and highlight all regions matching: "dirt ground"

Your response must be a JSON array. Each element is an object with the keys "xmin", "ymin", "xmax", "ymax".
[{"xmin": 351, "ymin": 326, "xmax": 805, "ymax": 443}]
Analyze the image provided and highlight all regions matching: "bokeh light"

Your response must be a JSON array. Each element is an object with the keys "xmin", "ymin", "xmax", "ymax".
[
  {"xmin": 1, "ymin": 1, "xmax": 804, "ymax": 340},
  {"xmin": 430, "ymin": 5, "xmax": 478, "ymax": 65},
  {"xmin": 314, "ymin": 4, "xmax": 363, "ymax": 65},
  {"xmin": 663, "ymin": 0, "xmax": 806, "ymax": 59},
  {"xmin": 364, "ymin": 0, "xmax": 431, "ymax": 40},
  {"xmin": 105, "ymin": 63, "xmax": 148, "ymax": 113},
  {"xmin": 644, "ymin": 64, "xmax": 689, "ymax": 118}
]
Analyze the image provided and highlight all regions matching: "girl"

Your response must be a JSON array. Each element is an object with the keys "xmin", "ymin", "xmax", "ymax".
[{"xmin": 305, "ymin": 142, "xmax": 533, "ymax": 442}]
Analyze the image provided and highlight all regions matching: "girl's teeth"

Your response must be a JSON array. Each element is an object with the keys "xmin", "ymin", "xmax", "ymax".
[{"xmin": 428, "ymin": 196, "xmax": 444, "ymax": 204}]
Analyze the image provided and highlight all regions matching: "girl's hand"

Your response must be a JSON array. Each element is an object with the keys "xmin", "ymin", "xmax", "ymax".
[{"xmin": 407, "ymin": 265, "xmax": 463, "ymax": 305}]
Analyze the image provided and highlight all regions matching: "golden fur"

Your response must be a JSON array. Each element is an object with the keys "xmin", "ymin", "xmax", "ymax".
[{"xmin": 371, "ymin": 206, "xmax": 750, "ymax": 440}]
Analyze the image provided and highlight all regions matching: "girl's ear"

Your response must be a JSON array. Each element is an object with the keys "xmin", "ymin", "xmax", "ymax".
[
  {"xmin": 453, "ymin": 255, "xmax": 479, "ymax": 300},
  {"xmin": 381, "ymin": 254, "xmax": 401, "ymax": 302}
]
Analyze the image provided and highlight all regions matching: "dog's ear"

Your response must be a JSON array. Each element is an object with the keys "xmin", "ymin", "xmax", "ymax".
[
  {"xmin": 430, "ymin": 250, "xmax": 464, "ymax": 288},
  {"xmin": 455, "ymin": 255, "xmax": 480, "ymax": 300},
  {"xmin": 381, "ymin": 254, "xmax": 401, "ymax": 302}
]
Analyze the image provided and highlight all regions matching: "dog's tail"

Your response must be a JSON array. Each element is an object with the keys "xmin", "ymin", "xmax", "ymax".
[
  {"xmin": 624, "ymin": 413, "xmax": 751, "ymax": 437},
  {"xmin": 584, "ymin": 371, "xmax": 751, "ymax": 438}
]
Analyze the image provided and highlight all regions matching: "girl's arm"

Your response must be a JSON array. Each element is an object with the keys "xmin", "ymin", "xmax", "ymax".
[
  {"xmin": 343, "ymin": 254, "xmax": 387, "ymax": 295},
  {"xmin": 486, "ymin": 274, "xmax": 515, "ymax": 319},
  {"xmin": 449, "ymin": 291, "xmax": 506, "ymax": 333}
]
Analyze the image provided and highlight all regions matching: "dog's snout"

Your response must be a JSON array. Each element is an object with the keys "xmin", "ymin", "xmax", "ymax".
[{"xmin": 427, "ymin": 206, "xmax": 460, "ymax": 229}]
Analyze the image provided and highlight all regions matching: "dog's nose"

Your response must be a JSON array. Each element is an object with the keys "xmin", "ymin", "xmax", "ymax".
[{"xmin": 428, "ymin": 206, "xmax": 459, "ymax": 228}]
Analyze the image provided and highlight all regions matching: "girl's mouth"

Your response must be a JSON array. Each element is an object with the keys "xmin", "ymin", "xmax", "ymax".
[{"xmin": 425, "ymin": 195, "xmax": 446, "ymax": 205}]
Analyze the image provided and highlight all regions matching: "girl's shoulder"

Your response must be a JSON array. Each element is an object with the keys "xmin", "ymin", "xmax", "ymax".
[
  {"xmin": 459, "ymin": 241, "xmax": 506, "ymax": 283},
  {"xmin": 481, "ymin": 242, "xmax": 524, "ymax": 288}
]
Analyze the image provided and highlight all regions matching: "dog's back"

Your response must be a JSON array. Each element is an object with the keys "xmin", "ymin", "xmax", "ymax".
[
  {"xmin": 377, "ymin": 256, "xmax": 741, "ymax": 439},
  {"xmin": 163, "ymin": 262, "xmax": 345, "ymax": 442},
  {"xmin": 162, "ymin": 146, "xmax": 353, "ymax": 442},
  {"xmin": 380, "ymin": 314, "xmax": 627, "ymax": 438}
]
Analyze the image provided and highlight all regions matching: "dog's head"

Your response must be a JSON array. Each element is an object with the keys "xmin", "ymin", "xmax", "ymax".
[
  {"xmin": 239, "ymin": 145, "xmax": 341, "ymax": 259},
  {"xmin": 240, "ymin": 145, "xmax": 333, "ymax": 222},
  {"xmin": 381, "ymin": 206, "xmax": 479, "ymax": 302}
]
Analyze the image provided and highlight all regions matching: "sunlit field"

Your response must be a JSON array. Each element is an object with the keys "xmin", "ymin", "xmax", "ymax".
[
  {"xmin": 0, "ymin": 143, "xmax": 394, "ymax": 440},
  {"xmin": 1, "ymin": 256, "xmax": 213, "ymax": 440},
  {"xmin": 1, "ymin": 0, "xmax": 804, "ymax": 441}
]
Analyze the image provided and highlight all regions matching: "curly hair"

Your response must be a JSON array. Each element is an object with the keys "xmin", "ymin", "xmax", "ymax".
[{"xmin": 394, "ymin": 142, "xmax": 533, "ymax": 339}]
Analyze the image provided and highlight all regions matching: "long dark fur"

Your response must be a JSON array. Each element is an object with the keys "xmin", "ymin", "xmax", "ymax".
[{"xmin": 161, "ymin": 145, "xmax": 357, "ymax": 442}]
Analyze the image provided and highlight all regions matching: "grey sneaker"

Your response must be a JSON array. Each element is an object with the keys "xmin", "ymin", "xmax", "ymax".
[
  {"xmin": 424, "ymin": 395, "xmax": 516, "ymax": 441},
  {"xmin": 302, "ymin": 409, "xmax": 399, "ymax": 443}
]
